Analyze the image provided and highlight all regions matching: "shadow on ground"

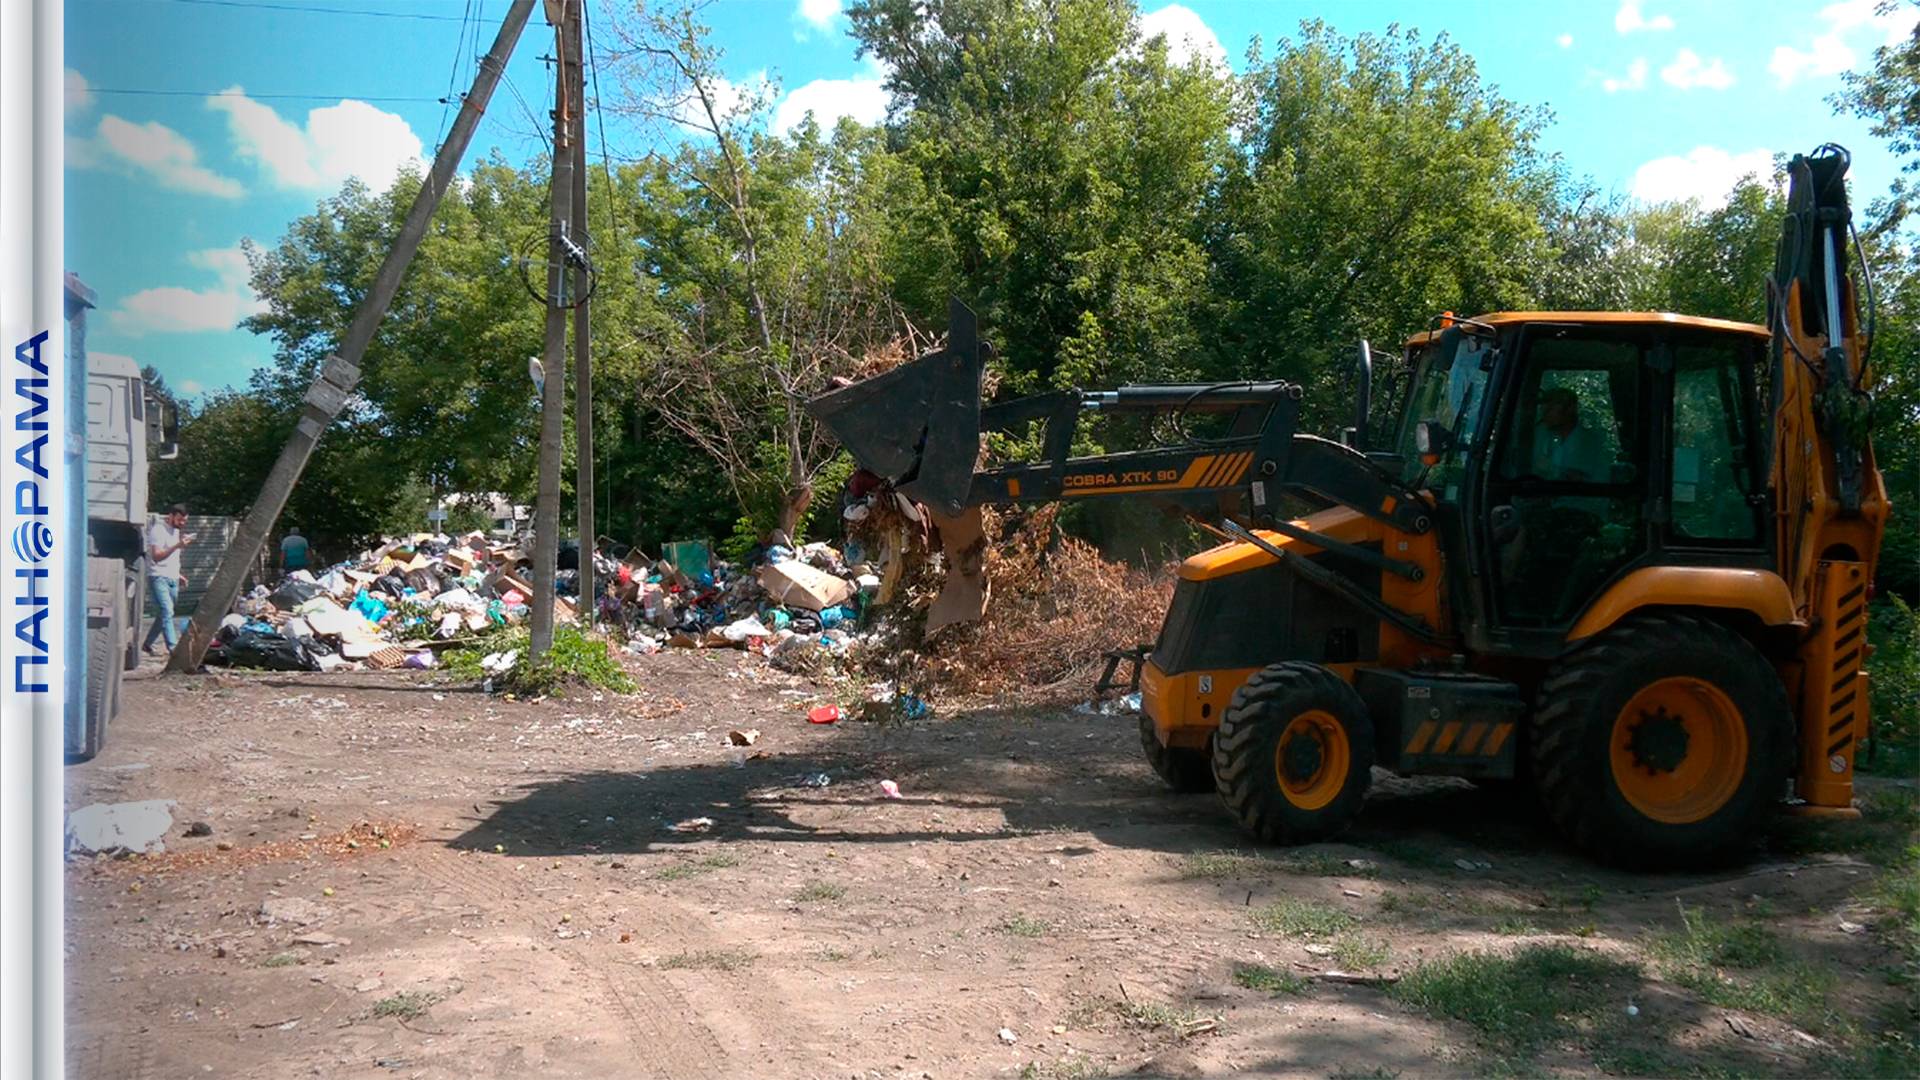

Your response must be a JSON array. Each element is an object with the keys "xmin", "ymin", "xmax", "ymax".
[{"xmin": 448, "ymin": 702, "xmax": 1803, "ymax": 895}]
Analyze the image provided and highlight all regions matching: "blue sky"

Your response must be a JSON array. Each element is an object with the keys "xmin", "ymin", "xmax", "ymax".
[{"xmin": 65, "ymin": 0, "xmax": 1913, "ymax": 399}]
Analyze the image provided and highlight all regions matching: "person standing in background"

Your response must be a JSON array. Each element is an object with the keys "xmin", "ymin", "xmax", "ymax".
[
  {"xmin": 142, "ymin": 503, "xmax": 194, "ymax": 654},
  {"xmin": 281, "ymin": 526, "xmax": 310, "ymax": 573}
]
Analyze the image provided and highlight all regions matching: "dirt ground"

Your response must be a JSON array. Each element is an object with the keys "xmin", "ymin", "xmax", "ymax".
[{"xmin": 65, "ymin": 651, "xmax": 1918, "ymax": 1080}]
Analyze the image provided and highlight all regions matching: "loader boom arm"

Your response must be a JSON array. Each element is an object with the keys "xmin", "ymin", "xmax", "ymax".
[{"xmin": 806, "ymin": 300, "xmax": 1431, "ymax": 536}]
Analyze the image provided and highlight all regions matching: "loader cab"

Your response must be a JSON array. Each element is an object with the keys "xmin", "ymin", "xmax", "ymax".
[{"xmin": 1396, "ymin": 313, "xmax": 1774, "ymax": 658}]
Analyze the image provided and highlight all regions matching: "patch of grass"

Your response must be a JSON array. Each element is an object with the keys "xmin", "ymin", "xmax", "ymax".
[
  {"xmin": 1871, "ymin": 845, "xmax": 1920, "ymax": 967},
  {"xmin": 1653, "ymin": 903, "xmax": 1783, "ymax": 969},
  {"xmin": 1252, "ymin": 896, "xmax": 1357, "ymax": 938},
  {"xmin": 371, "ymin": 990, "xmax": 439, "ymax": 1021},
  {"xmin": 260, "ymin": 951, "xmax": 301, "ymax": 968},
  {"xmin": 659, "ymin": 948, "xmax": 756, "ymax": 972},
  {"xmin": 1328, "ymin": 1069, "xmax": 1401, "ymax": 1080},
  {"xmin": 1650, "ymin": 904, "xmax": 1840, "ymax": 1035},
  {"xmin": 1179, "ymin": 850, "xmax": 1272, "ymax": 879},
  {"xmin": 1491, "ymin": 914, "xmax": 1540, "ymax": 935},
  {"xmin": 1001, "ymin": 913, "xmax": 1051, "ymax": 938},
  {"xmin": 812, "ymin": 946, "xmax": 852, "ymax": 962},
  {"xmin": 1112, "ymin": 997, "xmax": 1201, "ymax": 1032},
  {"xmin": 792, "ymin": 880, "xmax": 846, "ymax": 903},
  {"xmin": 1019, "ymin": 1056, "xmax": 1107, "ymax": 1080},
  {"xmin": 654, "ymin": 852, "xmax": 741, "ymax": 881},
  {"xmin": 1332, "ymin": 935, "xmax": 1390, "ymax": 970},
  {"xmin": 1387, "ymin": 943, "xmax": 1637, "ymax": 1053},
  {"xmin": 447, "ymin": 625, "xmax": 635, "ymax": 696},
  {"xmin": 1232, "ymin": 962, "xmax": 1307, "ymax": 995}
]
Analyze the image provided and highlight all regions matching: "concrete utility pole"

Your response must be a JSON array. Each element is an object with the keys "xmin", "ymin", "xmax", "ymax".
[
  {"xmin": 570, "ymin": 9, "xmax": 594, "ymax": 625},
  {"xmin": 168, "ymin": 0, "xmax": 537, "ymax": 674},
  {"xmin": 529, "ymin": 0, "xmax": 579, "ymax": 660}
]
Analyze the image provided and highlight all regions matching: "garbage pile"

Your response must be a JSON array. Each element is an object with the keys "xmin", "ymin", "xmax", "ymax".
[
  {"xmin": 206, "ymin": 532, "xmax": 575, "ymax": 673},
  {"xmin": 607, "ymin": 533, "xmax": 883, "ymax": 676}
]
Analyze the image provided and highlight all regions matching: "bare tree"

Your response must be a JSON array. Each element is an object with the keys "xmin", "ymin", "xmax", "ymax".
[{"xmin": 600, "ymin": 3, "xmax": 913, "ymax": 536}]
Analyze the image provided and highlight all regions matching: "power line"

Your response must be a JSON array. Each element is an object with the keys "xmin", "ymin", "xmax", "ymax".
[
  {"xmin": 433, "ymin": 0, "xmax": 478, "ymax": 152},
  {"xmin": 89, "ymin": 87, "xmax": 445, "ymax": 102},
  {"xmin": 129, "ymin": 0, "xmax": 472, "ymax": 21}
]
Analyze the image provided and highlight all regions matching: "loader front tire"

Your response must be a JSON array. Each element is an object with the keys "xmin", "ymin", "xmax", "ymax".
[
  {"xmin": 1214, "ymin": 662, "xmax": 1374, "ymax": 844},
  {"xmin": 1529, "ymin": 613, "xmax": 1791, "ymax": 869},
  {"xmin": 1140, "ymin": 715, "xmax": 1214, "ymax": 793}
]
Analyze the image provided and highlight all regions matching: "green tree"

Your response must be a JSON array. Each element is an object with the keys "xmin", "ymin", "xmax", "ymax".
[
  {"xmin": 1203, "ymin": 22, "xmax": 1558, "ymax": 431},
  {"xmin": 850, "ymin": 0, "xmax": 1232, "ymax": 394},
  {"xmin": 1837, "ymin": 0, "xmax": 1920, "ymax": 234}
]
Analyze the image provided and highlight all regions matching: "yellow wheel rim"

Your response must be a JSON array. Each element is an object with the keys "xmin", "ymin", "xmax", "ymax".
[
  {"xmin": 1273, "ymin": 709, "xmax": 1349, "ymax": 811},
  {"xmin": 1609, "ymin": 676, "xmax": 1747, "ymax": 824}
]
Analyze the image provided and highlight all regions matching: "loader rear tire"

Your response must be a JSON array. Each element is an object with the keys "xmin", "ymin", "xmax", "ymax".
[
  {"xmin": 1214, "ymin": 662, "xmax": 1374, "ymax": 844},
  {"xmin": 1140, "ymin": 715, "xmax": 1214, "ymax": 793},
  {"xmin": 1529, "ymin": 613, "xmax": 1791, "ymax": 869}
]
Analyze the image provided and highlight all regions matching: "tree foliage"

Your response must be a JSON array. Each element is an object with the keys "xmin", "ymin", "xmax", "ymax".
[{"xmin": 169, "ymin": 0, "xmax": 1917, "ymax": 603}]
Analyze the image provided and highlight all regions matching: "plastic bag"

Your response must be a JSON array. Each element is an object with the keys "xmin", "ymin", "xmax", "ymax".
[
  {"xmin": 206, "ymin": 628, "xmax": 319, "ymax": 672},
  {"xmin": 268, "ymin": 578, "xmax": 323, "ymax": 611}
]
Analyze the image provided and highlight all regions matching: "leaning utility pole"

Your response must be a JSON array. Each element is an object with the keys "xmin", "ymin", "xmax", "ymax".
[
  {"xmin": 570, "ymin": 8, "xmax": 594, "ymax": 625},
  {"xmin": 529, "ymin": 0, "xmax": 579, "ymax": 660},
  {"xmin": 168, "ymin": 0, "xmax": 537, "ymax": 674}
]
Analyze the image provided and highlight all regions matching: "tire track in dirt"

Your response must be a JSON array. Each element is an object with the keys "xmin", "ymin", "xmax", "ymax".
[{"xmin": 411, "ymin": 845, "xmax": 728, "ymax": 1079}]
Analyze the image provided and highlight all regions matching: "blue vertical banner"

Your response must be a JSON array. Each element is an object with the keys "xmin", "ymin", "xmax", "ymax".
[{"xmin": 1, "ymin": 0, "xmax": 68, "ymax": 1075}]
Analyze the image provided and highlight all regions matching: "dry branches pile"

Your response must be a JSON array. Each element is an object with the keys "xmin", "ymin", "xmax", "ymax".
[{"xmin": 859, "ymin": 506, "xmax": 1175, "ymax": 703}]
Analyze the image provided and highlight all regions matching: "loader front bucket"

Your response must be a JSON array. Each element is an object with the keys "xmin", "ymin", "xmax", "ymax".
[{"xmin": 806, "ymin": 299, "xmax": 986, "ymax": 518}]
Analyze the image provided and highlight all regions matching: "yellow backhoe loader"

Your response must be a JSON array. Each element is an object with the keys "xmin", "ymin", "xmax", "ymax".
[{"xmin": 808, "ymin": 144, "xmax": 1887, "ymax": 867}]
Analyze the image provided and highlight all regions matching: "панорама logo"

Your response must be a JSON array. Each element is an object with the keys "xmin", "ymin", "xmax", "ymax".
[{"xmin": 11, "ymin": 329, "xmax": 52, "ymax": 693}]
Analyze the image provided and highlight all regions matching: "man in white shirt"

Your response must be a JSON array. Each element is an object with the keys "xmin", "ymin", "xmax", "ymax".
[
  {"xmin": 142, "ymin": 503, "xmax": 196, "ymax": 654},
  {"xmin": 1530, "ymin": 387, "xmax": 1612, "ymax": 482}
]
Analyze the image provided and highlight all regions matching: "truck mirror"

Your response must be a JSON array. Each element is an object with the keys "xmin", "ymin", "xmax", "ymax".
[{"xmin": 150, "ymin": 398, "xmax": 180, "ymax": 460}]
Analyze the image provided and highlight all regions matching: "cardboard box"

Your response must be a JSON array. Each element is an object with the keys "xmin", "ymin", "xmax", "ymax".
[{"xmin": 757, "ymin": 560, "xmax": 855, "ymax": 612}]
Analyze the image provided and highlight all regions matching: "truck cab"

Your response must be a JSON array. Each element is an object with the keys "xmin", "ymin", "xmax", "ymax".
[{"xmin": 67, "ymin": 277, "xmax": 178, "ymax": 760}]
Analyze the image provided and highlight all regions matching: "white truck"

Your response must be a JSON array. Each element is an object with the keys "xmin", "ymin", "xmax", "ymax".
[{"xmin": 67, "ymin": 275, "xmax": 177, "ymax": 760}]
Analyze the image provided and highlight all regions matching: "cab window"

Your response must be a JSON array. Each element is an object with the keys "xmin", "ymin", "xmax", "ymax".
[{"xmin": 1670, "ymin": 342, "xmax": 1761, "ymax": 544}]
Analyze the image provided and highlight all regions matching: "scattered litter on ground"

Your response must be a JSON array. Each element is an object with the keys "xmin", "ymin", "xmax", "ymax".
[
  {"xmin": 671, "ymin": 817, "xmax": 716, "ymax": 833},
  {"xmin": 807, "ymin": 704, "xmax": 841, "ymax": 725},
  {"xmin": 879, "ymin": 779, "xmax": 902, "ymax": 799}
]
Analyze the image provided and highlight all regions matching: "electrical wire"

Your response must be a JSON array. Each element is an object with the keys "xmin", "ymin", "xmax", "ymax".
[{"xmin": 432, "ymin": 0, "xmax": 478, "ymax": 153}]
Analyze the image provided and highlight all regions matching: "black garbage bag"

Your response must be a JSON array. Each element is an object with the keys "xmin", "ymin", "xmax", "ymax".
[
  {"xmin": 555, "ymin": 569, "xmax": 579, "ymax": 597},
  {"xmin": 268, "ymin": 579, "xmax": 323, "ymax": 611},
  {"xmin": 205, "ymin": 628, "xmax": 319, "ymax": 672},
  {"xmin": 404, "ymin": 567, "xmax": 442, "ymax": 595},
  {"xmin": 376, "ymin": 573, "xmax": 409, "ymax": 597}
]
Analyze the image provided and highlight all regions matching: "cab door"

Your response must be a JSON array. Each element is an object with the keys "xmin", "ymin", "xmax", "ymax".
[{"xmin": 1477, "ymin": 324, "xmax": 1657, "ymax": 644}]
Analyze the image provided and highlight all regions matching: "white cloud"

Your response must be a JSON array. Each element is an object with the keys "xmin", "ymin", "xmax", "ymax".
[
  {"xmin": 1557, "ymin": 33, "xmax": 1574, "ymax": 49},
  {"xmin": 1615, "ymin": 1, "xmax": 1675, "ymax": 33},
  {"xmin": 209, "ymin": 88, "xmax": 423, "ymax": 192},
  {"xmin": 178, "ymin": 379, "xmax": 205, "ymax": 396},
  {"xmin": 774, "ymin": 71, "xmax": 888, "ymax": 135},
  {"xmin": 1769, "ymin": 0, "xmax": 1911, "ymax": 87},
  {"xmin": 1661, "ymin": 48, "xmax": 1735, "ymax": 90},
  {"xmin": 1138, "ymin": 4, "xmax": 1227, "ymax": 70},
  {"xmin": 794, "ymin": 0, "xmax": 841, "ymax": 32},
  {"xmin": 1602, "ymin": 58, "xmax": 1649, "ymax": 93},
  {"xmin": 108, "ymin": 244, "xmax": 267, "ymax": 336},
  {"xmin": 1631, "ymin": 146, "xmax": 1775, "ymax": 207},
  {"xmin": 88, "ymin": 115, "xmax": 244, "ymax": 198},
  {"xmin": 65, "ymin": 69, "xmax": 92, "ymax": 113},
  {"xmin": 671, "ymin": 70, "xmax": 774, "ymax": 132}
]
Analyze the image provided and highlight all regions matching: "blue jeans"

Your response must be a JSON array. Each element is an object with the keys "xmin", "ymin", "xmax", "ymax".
[{"xmin": 143, "ymin": 575, "xmax": 180, "ymax": 650}]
